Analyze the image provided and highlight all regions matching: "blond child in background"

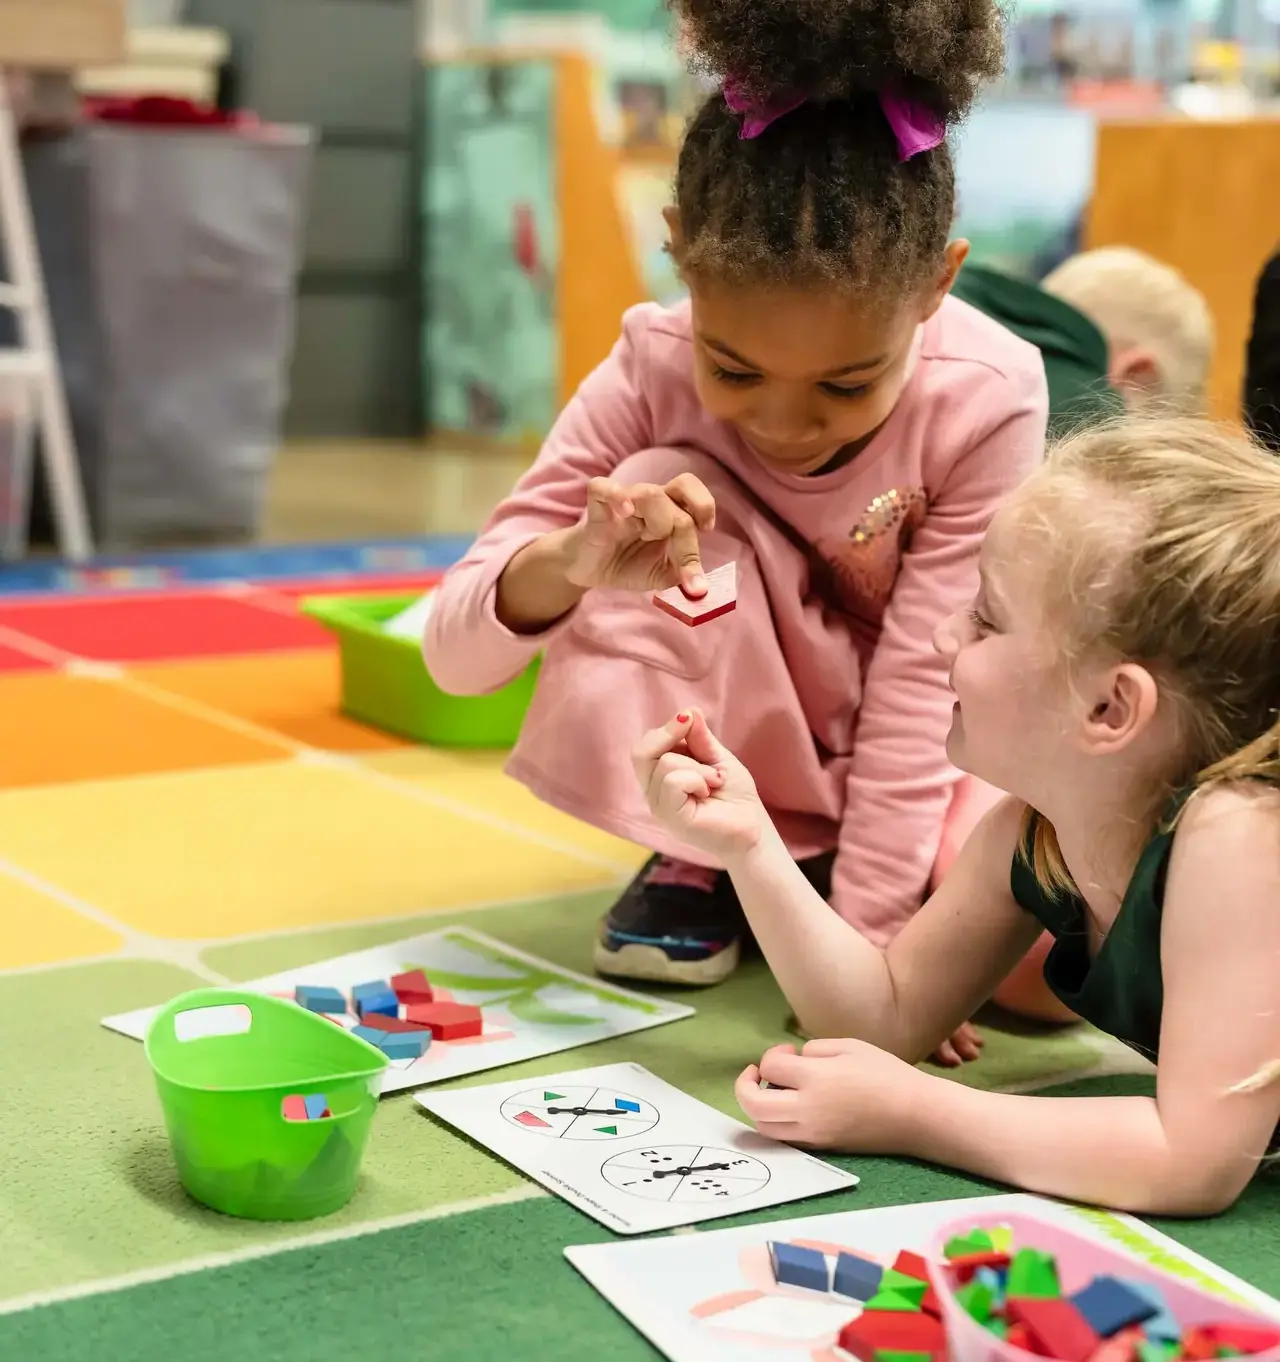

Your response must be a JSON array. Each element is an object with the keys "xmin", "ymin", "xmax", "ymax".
[
  {"xmin": 635, "ymin": 414, "xmax": 1280, "ymax": 1216},
  {"xmin": 1042, "ymin": 246, "xmax": 1214, "ymax": 413}
]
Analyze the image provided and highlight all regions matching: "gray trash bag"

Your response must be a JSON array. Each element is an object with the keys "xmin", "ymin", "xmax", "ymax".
[{"xmin": 4, "ymin": 121, "xmax": 313, "ymax": 549}]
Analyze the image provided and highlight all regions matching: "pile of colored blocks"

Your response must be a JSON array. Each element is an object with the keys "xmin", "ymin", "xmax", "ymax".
[
  {"xmin": 768, "ymin": 1240, "xmax": 947, "ymax": 1362},
  {"xmin": 939, "ymin": 1226, "xmax": 1280, "ymax": 1362},
  {"xmin": 293, "ymin": 970, "xmax": 483, "ymax": 1061}
]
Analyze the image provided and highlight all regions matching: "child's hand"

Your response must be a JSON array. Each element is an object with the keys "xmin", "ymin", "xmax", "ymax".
[
  {"xmin": 734, "ymin": 1039, "xmax": 926, "ymax": 1152},
  {"xmin": 632, "ymin": 709, "xmax": 770, "ymax": 858},
  {"xmin": 564, "ymin": 474, "xmax": 716, "ymax": 597}
]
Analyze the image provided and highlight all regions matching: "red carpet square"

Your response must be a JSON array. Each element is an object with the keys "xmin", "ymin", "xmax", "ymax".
[{"xmin": 0, "ymin": 592, "xmax": 330, "ymax": 663}]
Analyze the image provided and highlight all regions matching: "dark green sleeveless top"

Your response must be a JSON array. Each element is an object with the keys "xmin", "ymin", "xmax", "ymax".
[{"xmin": 1009, "ymin": 796, "xmax": 1192, "ymax": 1064}]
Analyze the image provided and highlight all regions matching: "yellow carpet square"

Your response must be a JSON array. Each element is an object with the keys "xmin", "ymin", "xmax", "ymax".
[
  {"xmin": 361, "ymin": 748, "xmax": 647, "ymax": 870},
  {"xmin": 0, "ymin": 760, "xmax": 628, "ymax": 939},
  {"xmin": 0, "ymin": 871, "xmax": 122, "ymax": 970}
]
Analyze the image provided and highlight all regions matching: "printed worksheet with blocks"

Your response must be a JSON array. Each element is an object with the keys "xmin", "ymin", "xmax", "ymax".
[{"xmin": 416, "ymin": 1061, "xmax": 858, "ymax": 1234}]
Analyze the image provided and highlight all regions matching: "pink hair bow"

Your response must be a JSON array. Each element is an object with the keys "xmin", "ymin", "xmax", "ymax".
[{"xmin": 721, "ymin": 76, "xmax": 946, "ymax": 162}]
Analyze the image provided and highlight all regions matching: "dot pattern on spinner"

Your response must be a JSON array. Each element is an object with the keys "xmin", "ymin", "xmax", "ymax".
[
  {"xmin": 499, "ymin": 1085, "xmax": 660, "ymax": 1140},
  {"xmin": 600, "ymin": 1145, "xmax": 771, "ymax": 1202}
]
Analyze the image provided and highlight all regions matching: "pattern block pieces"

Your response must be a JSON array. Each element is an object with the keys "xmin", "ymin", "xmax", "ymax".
[
  {"xmin": 838, "ymin": 1309, "xmax": 945, "ymax": 1362},
  {"xmin": 1207, "ymin": 1327, "xmax": 1280, "ymax": 1354},
  {"xmin": 351, "ymin": 979, "xmax": 399, "ymax": 1020},
  {"xmin": 768, "ymin": 1242, "xmax": 830, "ymax": 1292},
  {"xmin": 892, "ymin": 1251, "xmax": 931, "ymax": 1283},
  {"xmin": 376, "ymin": 1030, "xmax": 432, "ymax": 1061},
  {"xmin": 834, "ymin": 1251, "xmax": 885, "ymax": 1302},
  {"xmin": 282, "ymin": 1094, "xmax": 308, "ymax": 1122},
  {"xmin": 1123, "ymin": 1282, "xmax": 1184, "ymax": 1346},
  {"xmin": 391, "ymin": 969, "xmax": 433, "ymax": 1005},
  {"xmin": 1007, "ymin": 1297, "xmax": 1099, "ymax": 1362},
  {"xmin": 1008, "ymin": 1247, "xmax": 1062, "ymax": 1300},
  {"xmin": 946, "ymin": 1230, "xmax": 995, "ymax": 1259},
  {"xmin": 404, "ymin": 1000, "xmax": 483, "ymax": 1040},
  {"xmin": 653, "ymin": 561, "xmax": 737, "ymax": 626},
  {"xmin": 282, "ymin": 1094, "xmax": 329, "ymax": 1121},
  {"xmin": 359, "ymin": 1013, "xmax": 432, "ymax": 1034},
  {"xmin": 294, "ymin": 985, "xmax": 346, "ymax": 1014},
  {"xmin": 1070, "ymin": 1277, "xmax": 1161, "ymax": 1338}
]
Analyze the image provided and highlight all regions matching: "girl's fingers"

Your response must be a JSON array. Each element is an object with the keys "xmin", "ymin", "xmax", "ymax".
[
  {"xmin": 664, "ymin": 473, "xmax": 717, "ymax": 531},
  {"xmin": 654, "ymin": 766, "xmax": 719, "ymax": 818},
  {"xmin": 585, "ymin": 477, "xmax": 636, "ymax": 522},
  {"xmin": 631, "ymin": 712, "xmax": 695, "ymax": 787}
]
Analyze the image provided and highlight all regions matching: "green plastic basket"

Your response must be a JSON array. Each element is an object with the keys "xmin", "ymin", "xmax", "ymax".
[
  {"xmin": 301, "ymin": 592, "xmax": 540, "ymax": 747},
  {"xmin": 144, "ymin": 989, "xmax": 388, "ymax": 1221}
]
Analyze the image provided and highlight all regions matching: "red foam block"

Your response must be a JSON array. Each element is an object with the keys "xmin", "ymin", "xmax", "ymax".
[
  {"xmin": 404, "ymin": 1000, "xmax": 483, "ymax": 1040},
  {"xmin": 1204, "ymin": 1326, "xmax": 1280, "ymax": 1354},
  {"xmin": 838, "ymin": 1310, "xmax": 945, "ymax": 1362},
  {"xmin": 950, "ymin": 1250, "xmax": 1013, "ymax": 1281},
  {"xmin": 652, "ymin": 561, "xmax": 737, "ymax": 626},
  {"xmin": 1008, "ymin": 1298, "xmax": 1099, "ymax": 1362},
  {"xmin": 391, "ymin": 969, "xmax": 434, "ymax": 1005},
  {"xmin": 364, "ymin": 1013, "xmax": 431, "ymax": 1034},
  {"xmin": 893, "ymin": 1250, "xmax": 931, "ymax": 1283}
]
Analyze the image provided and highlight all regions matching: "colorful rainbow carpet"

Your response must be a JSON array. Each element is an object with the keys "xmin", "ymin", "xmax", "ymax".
[{"xmin": 0, "ymin": 539, "xmax": 1276, "ymax": 1360}]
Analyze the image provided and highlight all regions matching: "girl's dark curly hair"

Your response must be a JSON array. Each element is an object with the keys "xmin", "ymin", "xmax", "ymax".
[{"xmin": 670, "ymin": 0, "xmax": 1006, "ymax": 294}]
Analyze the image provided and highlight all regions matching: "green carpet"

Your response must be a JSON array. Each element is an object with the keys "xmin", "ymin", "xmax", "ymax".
[{"xmin": 4, "ymin": 889, "xmax": 1278, "ymax": 1360}]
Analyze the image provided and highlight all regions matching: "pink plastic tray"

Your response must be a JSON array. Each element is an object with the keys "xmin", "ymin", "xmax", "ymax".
[{"xmin": 924, "ymin": 1211, "xmax": 1280, "ymax": 1362}]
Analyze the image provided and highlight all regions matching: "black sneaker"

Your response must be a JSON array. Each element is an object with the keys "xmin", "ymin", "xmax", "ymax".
[{"xmin": 594, "ymin": 854, "xmax": 745, "ymax": 986}]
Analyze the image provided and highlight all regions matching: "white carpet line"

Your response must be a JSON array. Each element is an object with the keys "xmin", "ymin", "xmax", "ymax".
[
  {"xmin": 0, "ymin": 1184, "xmax": 546, "ymax": 1317},
  {"xmin": 0, "ymin": 856, "xmax": 228, "ymax": 987},
  {"xmin": 0, "ymin": 622, "xmax": 69, "ymax": 665}
]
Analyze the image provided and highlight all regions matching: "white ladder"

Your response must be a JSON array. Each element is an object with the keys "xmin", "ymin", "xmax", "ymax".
[{"xmin": 0, "ymin": 78, "xmax": 93, "ymax": 562}]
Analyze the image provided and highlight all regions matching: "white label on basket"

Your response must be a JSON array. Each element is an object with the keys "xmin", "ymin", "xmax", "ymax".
[{"xmin": 174, "ymin": 1003, "xmax": 252, "ymax": 1041}]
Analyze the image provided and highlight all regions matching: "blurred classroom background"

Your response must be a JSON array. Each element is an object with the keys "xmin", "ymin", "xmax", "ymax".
[{"xmin": 0, "ymin": 0, "xmax": 1277, "ymax": 568}]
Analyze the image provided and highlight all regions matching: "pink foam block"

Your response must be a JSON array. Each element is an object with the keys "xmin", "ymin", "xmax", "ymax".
[{"xmin": 653, "ymin": 562, "xmax": 737, "ymax": 626}]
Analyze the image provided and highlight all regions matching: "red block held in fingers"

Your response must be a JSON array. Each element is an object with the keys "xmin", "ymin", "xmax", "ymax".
[{"xmin": 653, "ymin": 561, "xmax": 737, "ymax": 626}]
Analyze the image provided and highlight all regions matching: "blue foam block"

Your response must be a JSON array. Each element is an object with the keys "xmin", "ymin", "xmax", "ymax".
[
  {"xmin": 295, "ymin": 985, "xmax": 346, "ymax": 1014},
  {"xmin": 1116, "ymin": 1279, "xmax": 1180, "ymax": 1344},
  {"xmin": 615, "ymin": 1098, "xmax": 641, "ymax": 1113},
  {"xmin": 1070, "ymin": 1276, "xmax": 1160, "ymax": 1338},
  {"xmin": 378, "ymin": 1030, "xmax": 431, "ymax": 1061},
  {"xmin": 975, "ymin": 1266, "xmax": 1007, "ymax": 1301},
  {"xmin": 833, "ymin": 1251, "xmax": 883, "ymax": 1302},
  {"xmin": 769, "ymin": 1242, "xmax": 830, "ymax": 1293},
  {"xmin": 303, "ymin": 1094, "xmax": 329, "ymax": 1120},
  {"xmin": 354, "ymin": 987, "xmax": 399, "ymax": 1020}
]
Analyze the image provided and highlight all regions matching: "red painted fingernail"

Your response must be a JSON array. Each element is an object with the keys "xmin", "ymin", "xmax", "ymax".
[{"xmin": 676, "ymin": 712, "xmax": 690, "ymax": 723}]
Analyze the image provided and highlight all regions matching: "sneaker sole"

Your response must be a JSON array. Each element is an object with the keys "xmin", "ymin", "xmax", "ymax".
[{"xmin": 592, "ymin": 938, "xmax": 740, "ymax": 987}]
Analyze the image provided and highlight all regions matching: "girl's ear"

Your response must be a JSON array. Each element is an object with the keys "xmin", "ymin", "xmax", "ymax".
[
  {"xmin": 920, "ymin": 239, "xmax": 970, "ymax": 320},
  {"xmin": 663, "ymin": 205, "xmax": 685, "ymax": 261}
]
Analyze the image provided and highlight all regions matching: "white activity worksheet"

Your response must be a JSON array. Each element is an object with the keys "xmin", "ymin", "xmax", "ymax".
[{"xmin": 415, "ymin": 1061, "xmax": 859, "ymax": 1234}]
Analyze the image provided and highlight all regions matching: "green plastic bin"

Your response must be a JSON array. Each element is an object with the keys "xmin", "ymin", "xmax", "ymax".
[
  {"xmin": 301, "ymin": 592, "xmax": 540, "ymax": 747},
  {"xmin": 145, "ymin": 988, "xmax": 388, "ymax": 1221}
]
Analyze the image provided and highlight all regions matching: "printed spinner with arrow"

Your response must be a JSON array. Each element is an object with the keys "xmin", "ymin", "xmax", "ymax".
[
  {"xmin": 499, "ymin": 1085, "xmax": 660, "ymax": 1140},
  {"xmin": 600, "ymin": 1145, "xmax": 772, "ymax": 1202}
]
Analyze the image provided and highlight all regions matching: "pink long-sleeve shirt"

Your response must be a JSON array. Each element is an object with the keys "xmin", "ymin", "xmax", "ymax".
[{"xmin": 425, "ymin": 296, "xmax": 1048, "ymax": 943}]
